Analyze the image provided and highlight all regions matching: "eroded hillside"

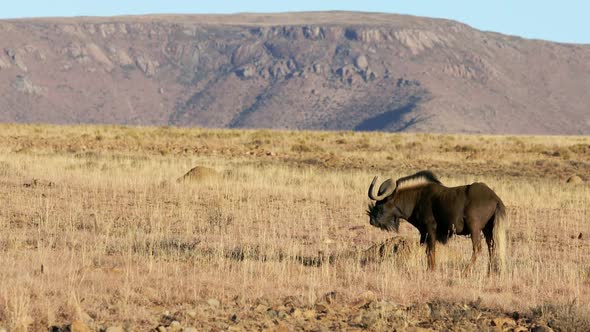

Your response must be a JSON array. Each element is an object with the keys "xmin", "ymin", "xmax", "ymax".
[{"xmin": 1, "ymin": 12, "xmax": 589, "ymax": 134}]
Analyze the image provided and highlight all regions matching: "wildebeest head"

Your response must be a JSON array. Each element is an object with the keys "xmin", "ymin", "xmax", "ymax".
[
  {"xmin": 367, "ymin": 171, "xmax": 441, "ymax": 232},
  {"xmin": 366, "ymin": 176, "xmax": 404, "ymax": 232}
]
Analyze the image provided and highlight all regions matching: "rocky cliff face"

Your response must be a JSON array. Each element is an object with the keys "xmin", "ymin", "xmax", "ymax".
[{"xmin": 1, "ymin": 12, "xmax": 589, "ymax": 134}]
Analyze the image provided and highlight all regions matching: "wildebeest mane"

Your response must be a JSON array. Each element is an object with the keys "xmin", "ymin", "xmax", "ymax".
[{"xmin": 395, "ymin": 170, "xmax": 442, "ymax": 190}]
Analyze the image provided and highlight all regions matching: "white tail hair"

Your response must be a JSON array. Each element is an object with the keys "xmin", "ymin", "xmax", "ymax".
[{"xmin": 493, "ymin": 203, "xmax": 507, "ymax": 274}]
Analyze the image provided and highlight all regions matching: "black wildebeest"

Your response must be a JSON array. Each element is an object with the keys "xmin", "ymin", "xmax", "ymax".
[{"xmin": 367, "ymin": 171, "xmax": 507, "ymax": 273}]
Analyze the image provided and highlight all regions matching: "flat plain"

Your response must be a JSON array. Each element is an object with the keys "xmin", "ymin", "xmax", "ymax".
[{"xmin": 0, "ymin": 124, "xmax": 588, "ymax": 331}]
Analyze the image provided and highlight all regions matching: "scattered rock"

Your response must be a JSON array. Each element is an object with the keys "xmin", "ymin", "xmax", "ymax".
[
  {"xmin": 491, "ymin": 317, "xmax": 516, "ymax": 327},
  {"xmin": 168, "ymin": 321, "xmax": 182, "ymax": 332},
  {"xmin": 336, "ymin": 64, "xmax": 359, "ymax": 83},
  {"xmin": 269, "ymin": 60, "xmax": 291, "ymax": 79},
  {"xmin": 12, "ymin": 75, "xmax": 46, "ymax": 95},
  {"xmin": 396, "ymin": 78, "xmax": 421, "ymax": 87},
  {"xmin": 302, "ymin": 309, "xmax": 316, "ymax": 320},
  {"xmin": 566, "ymin": 175, "xmax": 583, "ymax": 184},
  {"xmin": 207, "ymin": 298, "xmax": 221, "ymax": 308},
  {"xmin": 314, "ymin": 302, "xmax": 329, "ymax": 314},
  {"xmin": 266, "ymin": 309, "xmax": 279, "ymax": 318},
  {"xmin": 134, "ymin": 298, "xmax": 572, "ymax": 331},
  {"xmin": 344, "ymin": 27, "xmax": 385, "ymax": 43},
  {"xmin": 254, "ymin": 303, "xmax": 268, "ymax": 314},
  {"xmin": 312, "ymin": 63, "xmax": 323, "ymax": 74},
  {"xmin": 512, "ymin": 327, "xmax": 528, "ymax": 332},
  {"xmin": 105, "ymin": 326, "xmax": 124, "ymax": 332},
  {"xmin": 135, "ymin": 55, "xmax": 159, "ymax": 76},
  {"xmin": 277, "ymin": 310, "xmax": 288, "ymax": 319},
  {"xmin": 69, "ymin": 320, "xmax": 92, "ymax": 332},
  {"xmin": 302, "ymin": 26, "xmax": 324, "ymax": 40},
  {"xmin": 401, "ymin": 327, "xmax": 434, "ymax": 332},
  {"xmin": 64, "ymin": 43, "xmax": 86, "ymax": 60},
  {"xmin": 355, "ymin": 55, "xmax": 369, "ymax": 70},
  {"xmin": 236, "ymin": 65, "xmax": 256, "ymax": 79},
  {"xmin": 291, "ymin": 308, "xmax": 302, "ymax": 318},
  {"xmin": 363, "ymin": 68, "xmax": 377, "ymax": 81},
  {"xmin": 4, "ymin": 48, "xmax": 27, "ymax": 71},
  {"xmin": 177, "ymin": 166, "xmax": 218, "ymax": 183}
]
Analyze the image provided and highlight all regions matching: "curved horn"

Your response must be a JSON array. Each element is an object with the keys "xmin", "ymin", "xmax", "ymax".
[
  {"xmin": 368, "ymin": 176, "xmax": 395, "ymax": 201},
  {"xmin": 368, "ymin": 176, "xmax": 379, "ymax": 200}
]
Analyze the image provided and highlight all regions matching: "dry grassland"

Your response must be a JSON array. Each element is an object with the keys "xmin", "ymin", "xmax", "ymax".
[{"xmin": 0, "ymin": 124, "xmax": 588, "ymax": 331}]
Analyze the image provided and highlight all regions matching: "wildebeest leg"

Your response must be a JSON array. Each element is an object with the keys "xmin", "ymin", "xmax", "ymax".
[
  {"xmin": 483, "ymin": 223, "xmax": 496, "ymax": 274},
  {"xmin": 464, "ymin": 231, "xmax": 482, "ymax": 273},
  {"xmin": 425, "ymin": 232, "xmax": 437, "ymax": 271},
  {"xmin": 419, "ymin": 232, "xmax": 427, "ymax": 245}
]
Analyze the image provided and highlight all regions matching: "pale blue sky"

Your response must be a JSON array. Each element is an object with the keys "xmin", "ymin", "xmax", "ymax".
[{"xmin": 2, "ymin": 1, "xmax": 588, "ymax": 44}]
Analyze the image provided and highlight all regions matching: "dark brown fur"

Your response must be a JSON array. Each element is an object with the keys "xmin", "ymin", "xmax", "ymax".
[{"xmin": 368, "ymin": 171, "xmax": 507, "ymax": 273}]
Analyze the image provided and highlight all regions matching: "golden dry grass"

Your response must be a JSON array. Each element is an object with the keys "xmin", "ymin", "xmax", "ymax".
[{"xmin": 0, "ymin": 123, "xmax": 588, "ymax": 330}]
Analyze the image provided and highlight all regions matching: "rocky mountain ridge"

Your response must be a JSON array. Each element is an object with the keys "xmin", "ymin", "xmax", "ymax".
[{"xmin": 1, "ymin": 12, "xmax": 589, "ymax": 134}]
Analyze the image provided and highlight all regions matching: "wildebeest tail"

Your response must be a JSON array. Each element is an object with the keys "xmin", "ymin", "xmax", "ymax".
[{"xmin": 493, "ymin": 200, "xmax": 507, "ymax": 274}]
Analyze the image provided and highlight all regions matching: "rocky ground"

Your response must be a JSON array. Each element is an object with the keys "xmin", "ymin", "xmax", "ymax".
[
  {"xmin": 47, "ymin": 292, "xmax": 575, "ymax": 331},
  {"xmin": 44, "ymin": 238, "xmax": 584, "ymax": 331}
]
